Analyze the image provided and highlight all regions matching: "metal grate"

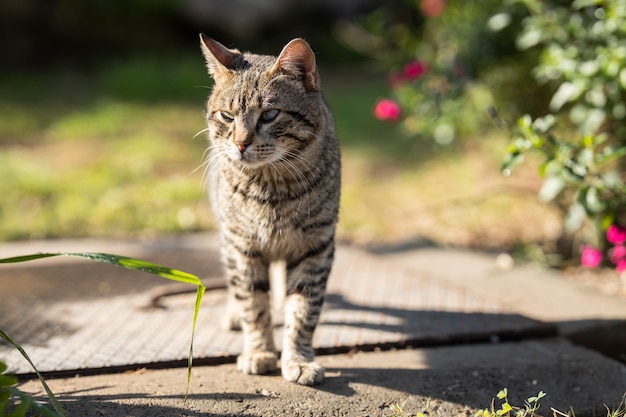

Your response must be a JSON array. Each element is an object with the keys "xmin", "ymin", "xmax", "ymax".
[{"xmin": 0, "ymin": 244, "xmax": 554, "ymax": 375}]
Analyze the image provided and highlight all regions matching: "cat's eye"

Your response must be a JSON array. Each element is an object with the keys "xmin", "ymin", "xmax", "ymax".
[
  {"xmin": 259, "ymin": 109, "xmax": 280, "ymax": 124},
  {"xmin": 219, "ymin": 111, "xmax": 234, "ymax": 122}
]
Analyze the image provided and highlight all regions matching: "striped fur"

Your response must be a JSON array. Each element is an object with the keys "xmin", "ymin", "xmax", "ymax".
[{"xmin": 200, "ymin": 35, "xmax": 341, "ymax": 385}]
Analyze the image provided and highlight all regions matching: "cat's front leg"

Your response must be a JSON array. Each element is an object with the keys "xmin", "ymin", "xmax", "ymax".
[
  {"xmin": 223, "ymin": 248, "xmax": 277, "ymax": 375},
  {"xmin": 281, "ymin": 245, "xmax": 333, "ymax": 385}
]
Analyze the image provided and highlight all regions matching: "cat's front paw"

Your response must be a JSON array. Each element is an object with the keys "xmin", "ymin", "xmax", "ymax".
[
  {"xmin": 237, "ymin": 351, "xmax": 277, "ymax": 375},
  {"xmin": 281, "ymin": 358, "xmax": 325, "ymax": 385}
]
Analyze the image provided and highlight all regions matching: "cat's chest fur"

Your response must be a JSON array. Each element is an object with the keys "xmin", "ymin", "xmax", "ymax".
[{"xmin": 213, "ymin": 147, "xmax": 338, "ymax": 256}]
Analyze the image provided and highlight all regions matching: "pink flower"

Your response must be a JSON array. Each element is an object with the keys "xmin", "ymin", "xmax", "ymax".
[
  {"xmin": 607, "ymin": 224, "xmax": 626, "ymax": 244},
  {"xmin": 581, "ymin": 245, "xmax": 602, "ymax": 268},
  {"xmin": 616, "ymin": 260, "xmax": 626, "ymax": 274},
  {"xmin": 402, "ymin": 60, "xmax": 429, "ymax": 80},
  {"xmin": 611, "ymin": 245, "xmax": 626, "ymax": 264},
  {"xmin": 374, "ymin": 99, "xmax": 401, "ymax": 122},
  {"xmin": 420, "ymin": 0, "xmax": 446, "ymax": 17}
]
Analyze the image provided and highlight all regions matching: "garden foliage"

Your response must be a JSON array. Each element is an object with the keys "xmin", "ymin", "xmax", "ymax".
[{"xmin": 363, "ymin": 0, "xmax": 626, "ymax": 267}]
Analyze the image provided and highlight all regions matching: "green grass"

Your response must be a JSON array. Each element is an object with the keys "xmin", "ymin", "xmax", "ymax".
[
  {"xmin": 0, "ymin": 55, "xmax": 557, "ymax": 249},
  {"xmin": 0, "ymin": 98, "xmax": 213, "ymax": 240}
]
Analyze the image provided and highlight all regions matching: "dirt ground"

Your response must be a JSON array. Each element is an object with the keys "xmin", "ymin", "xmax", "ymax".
[{"xmin": 17, "ymin": 339, "xmax": 626, "ymax": 417}]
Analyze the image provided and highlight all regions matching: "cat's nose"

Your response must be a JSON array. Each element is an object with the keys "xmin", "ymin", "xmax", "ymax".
[
  {"xmin": 236, "ymin": 141, "xmax": 250, "ymax": 152},
  {"xmin": 233, "ymin": 127, "xmax": 253, "ymax": 153}
]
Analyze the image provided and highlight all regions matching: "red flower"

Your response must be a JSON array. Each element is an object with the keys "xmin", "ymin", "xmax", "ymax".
[
  {"xmin": 402, "ymin": 60, "xmax": 429, "ymax": 80},
  {"xmin": 580, "ymin": 245, "xmax": 602, "ymax": 268},
  {"xmin": 607, "ymin": 224, "xmax": 626, "ymax": 244},
  {"xmin": 420, "ymin": 0, "xmax": 446, "ymax": 17},
  {"xmin": 374, "ymin": 99, "xmax": 401, "ymax": 122}
]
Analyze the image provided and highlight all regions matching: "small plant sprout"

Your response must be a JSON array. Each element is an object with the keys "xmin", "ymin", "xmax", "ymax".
[
  {"xmin": 604, "ymin": 395, "xmax": 626, "ymax": 417},
  {"xmin": 389, "ymin": 398, "xmax": 431, "ymax": 417},
  {"xmin": 477, "ymin": 388, "xmax": 546, "ymax": 417}
]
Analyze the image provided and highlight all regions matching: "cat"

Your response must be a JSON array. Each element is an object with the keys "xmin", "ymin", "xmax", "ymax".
[{"xmin": 199, "ymin": 34, "xmax": 341, "ymax": 385}]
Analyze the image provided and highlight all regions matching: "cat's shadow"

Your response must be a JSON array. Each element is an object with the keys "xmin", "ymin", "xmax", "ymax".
[{"xmin": 306, "ymin": 292, "xmax": 559, "ymax": 407}]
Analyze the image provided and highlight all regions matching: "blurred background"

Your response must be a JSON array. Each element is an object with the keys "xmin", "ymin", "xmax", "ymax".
[{"xmin": 4, "ymin": 0, "xmax": 623, "ymax": 271}]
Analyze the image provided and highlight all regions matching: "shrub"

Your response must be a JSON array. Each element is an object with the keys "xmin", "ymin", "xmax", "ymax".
[{"xmin": 500, "ymin": 0, "xmax": 626, "ymax": 265}]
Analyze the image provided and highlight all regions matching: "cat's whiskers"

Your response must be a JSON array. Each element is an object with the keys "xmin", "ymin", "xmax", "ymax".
[
  {"xmin": 187, "ymin": 146, "xmax": 213, "ymax": 178},
  {"xmin": 283, "ymin": 150, "xmax": 321, "ymax": 194},
  {"xmin": 192, "ymin": 127, "xmax": 211, "ymax": 139},
  {"xmin": 282, "ymin": 150, "xmax": 317, "ymax": 173},
  {"xmin": 198, "ymin": 145, "xmax": 226, "ymax": 192}
]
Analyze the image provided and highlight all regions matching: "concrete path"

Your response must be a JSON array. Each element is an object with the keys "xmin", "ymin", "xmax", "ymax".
[{"xmin": 1, "ymin": 233, "xmax": 625, "ymax": 416}]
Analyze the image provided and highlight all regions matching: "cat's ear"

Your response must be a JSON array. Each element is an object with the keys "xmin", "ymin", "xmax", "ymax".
[
  {"xmin": 199, "ymin": 34, "xmax": 241, "ymax": 83},
  {"xmin": 270, "ymin": 38, "xmax": 319, "ymax": 92}
]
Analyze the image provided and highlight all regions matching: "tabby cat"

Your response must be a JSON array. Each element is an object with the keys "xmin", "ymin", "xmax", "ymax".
[{"xmin": 199, "ymin": 34, "xmax": 341, "ymax": 385}]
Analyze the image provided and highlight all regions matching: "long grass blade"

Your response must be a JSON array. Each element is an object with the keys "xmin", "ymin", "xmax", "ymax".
[
  {"xmin": 0, "ymin": 252, "xmax": 206, "ymax": 399},
  {"xmin": 0, "ymin": 330, "xmax": 68, "ymax": 417},
  {"xmin": 0, "ymin": 253, "xmax": 201, "ymax": 285},
  {"xmin": 186, "ymin": 283, "xmax": 206, "ymax": 400}
]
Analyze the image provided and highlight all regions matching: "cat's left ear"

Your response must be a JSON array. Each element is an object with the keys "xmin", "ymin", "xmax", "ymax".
[{"xmin": 270, "ymin": 38, "xmax": 319, "ymax": 92}]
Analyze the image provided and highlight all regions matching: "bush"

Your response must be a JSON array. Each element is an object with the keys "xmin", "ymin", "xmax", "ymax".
[
  {"xmin": 501, "ymin": 0, "xmax": 626, "ymax": 268},
  {"xmin": 354, "ymin": 0, "xmax": 626, "ymax": 268}
]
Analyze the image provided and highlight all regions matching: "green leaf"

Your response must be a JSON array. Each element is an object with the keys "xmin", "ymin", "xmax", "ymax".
[
  {"xmin": 497, "ymin": 402, "xmax": 513, "ymax": 416},
  {"xmin": 531, "ymin": 115, "xmax": 555, "ymax": 133},
  {"xmin": 562, "ymin": 161, "xmax": 586, "ymax": 181},
  {"xmin": 518, "ymin": 115, "xmax": 532, "ymax": 129},
  {"xmin": 0, "ymin": 254, "xmax": 60, "ymax": 264},
  {"xmin": 584, "ymin": 186, "xmax": 606, "ymax": 214},
  {"xmin": 550, "ymin": 81, "xmax": 584, "ymax": 111},
  {"xmin": 0, "ymin": 252, "xmax": 207, "ymax": 402},
  {"xmin": 10, "ymin": 388, "xmax": 63, "ymax": 417},
  {"xmin": 602, "ymin": 214, "xmax": 615, "ymax": 231},
  {"xmin": 0, "ymin": 330, "xmax": 67, "ymax": 417},
  {"xmin": 7, "ymin": 396, "xmax": 29, "ymax": 417},
  {"xmin": 577, "ymin": 148, "xmax": 593, "ymax": 167},
  {"xmin": 539, "ymin": 159, "xmax": 561, "ymax": 177},
  {"xmin": 597, "ymin": 146, "xmax": 626, "ymax": 164},
  {"xmin": 0, "ymin": 252, "xmax": 203, "ymax": 286},
  {"xmin": 538, "ymin": 176, "xmax": 565, "ymax": 202},
  {"xmin": 497, "ymin": 388, "xmax": 508, "ymax": 400},
  {"xmin": 0, "ymin": 390, "xmax": 10, "ymax": 405},
  {"xmin": 565, "ymin": 202, "xmax": 587, "ymax": 232},
  {"xmin": 517, "ymin": 27, "xmax": 542, "ymax": 49},
  {"xmin": 502, "ymin": 152, "xmax": 524, "ymax": 172},
  {"xmin": 0, "ymin": 374, "xmax": 18, "ymax": 388}
]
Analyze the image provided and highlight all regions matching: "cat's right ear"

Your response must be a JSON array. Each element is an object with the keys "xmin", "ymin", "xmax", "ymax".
[{"xmin": 199, "ymin": 34, "xmax": 241, "ymax": 83}]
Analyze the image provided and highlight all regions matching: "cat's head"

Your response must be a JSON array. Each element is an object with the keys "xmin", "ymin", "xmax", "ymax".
[{"xmin": 200, "ymin": 35, "xmax": 327, "ymax": 169}]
